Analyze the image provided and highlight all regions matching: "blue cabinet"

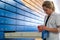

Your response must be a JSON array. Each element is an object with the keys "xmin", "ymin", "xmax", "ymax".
[
  {"xmin": 16, "ymin": 25, "xmax": 25, "ymax": 32},
  {"xmin": 14, "ymin": 0, "xmax": 24, "ymax": 5},
  {"xmin": 0, "ymin": 17, "xmax": 5, "ymax": 24},
  {"xmin": 5, "ymin": 11, "xmax": 17, "ymax": 18},
  {"xmin": 5, "ymin": 4, "xmax": 16, "ymax": 12},
  {"xmin": 24, "ymin": 26, "xmax": 37, "ymax": 32},
  {"xmin": 0, "ymin": 1, "xmax": 4, "ymax": 8},
  {"xmin": 0, "ymin": 9, "xmax": 5, "ymax": 16},
  {"xmin": 17, "ymin": 20, "xmax": 25, "ymax": 25},
  {"xmin": 17, "ymin": 14, "xmax": 25, "ymax": 20},
  {"xmin": 0, "ymin": 24, "xmax": 16, "ymax": 31},
  {"xmin": 0, "ymin": 25, "xmax": 5, "ymax": 31},
  {"xmin": 0, "ymin": 0, "xmax": 44, "ymax": 32},
  {"xmin": 5, "ymin": 18, "xmax": 16, "ymax": 24},
  {"xmin": 4, "ymin": 25, "xmax": 16, "ymax": 31},
  {"xmin": 0, "ymin": 32, "xmax": 4, "ymax": 39},
  {"xmin": 1, "ymin": 0, "xmax": 16, "ymax": 6},
  {"xmin": 17, "ymin": 9, "xmax": 25, "ymax": 14}
]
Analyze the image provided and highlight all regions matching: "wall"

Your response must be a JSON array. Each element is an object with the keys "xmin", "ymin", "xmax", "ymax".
[{"xmin": 0, "ymin": 0, "xmax": 44, "ymax": 40}]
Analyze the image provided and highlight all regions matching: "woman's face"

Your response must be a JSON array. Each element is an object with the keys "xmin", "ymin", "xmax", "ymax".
[{"xmin": 43, "ymin": 6, "xmax": 53, "ymax": 15}]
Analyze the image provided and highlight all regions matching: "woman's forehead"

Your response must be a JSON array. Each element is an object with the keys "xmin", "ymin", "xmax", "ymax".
[{"xmin": 43, "ymin": 7, "xmax": 49, "ymax": 11}]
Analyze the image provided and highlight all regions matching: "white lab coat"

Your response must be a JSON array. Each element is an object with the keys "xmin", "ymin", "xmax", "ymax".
[{"xmin": 44, "ymin": 12, "xmax": 60, "ymax": 40}]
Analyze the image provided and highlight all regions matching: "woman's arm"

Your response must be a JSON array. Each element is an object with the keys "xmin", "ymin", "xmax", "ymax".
[
  {"xmin": 44, "ymin": 26, "xmax": 60, "ymax": 33},
  {"xmin": 38, "ymin": 25, "xmax": 60, "ymax": 33},
  {"xmin": 45, "ymin": 27, "xmax": 58, "ymax": 33}
]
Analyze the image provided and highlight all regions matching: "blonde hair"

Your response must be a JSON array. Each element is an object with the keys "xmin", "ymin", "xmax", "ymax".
[{"xmin": 42, "ymin": 1, "xmax": 55, "ymax": 11}]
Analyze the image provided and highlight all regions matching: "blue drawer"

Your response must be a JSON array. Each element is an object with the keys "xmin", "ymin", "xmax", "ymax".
[
  {"xmin": 0, "ymin": 25, "xmax": 5, "ymax": 31},
  {"xmin": 24, "ymin": 26, "xmax": 38, "ymax": 32},
  {"xmin": 0, "ymin": 9, "xmax": 5, "ymax": 16},
  {"xmin": 0, "ymin": 17, "xmax": 5, "ymax": 24},
  {"xmin": 0, "ymin": 24, "xmax": 16, "ymax": 31},
  {"xmin": 17, "ymin": 9, "xmax": 25, "ymax": 14},
  {"xmin": 16, "ymin": 26, "xmax": 25, "ymax": 32},
  {"xmin": 17, "ymin": 20, "xmax": 25, "ymax": 25},
  {"xmin": 5, "ymin": 18, "xmax": 16, "ymax": 24},
  {"xmin": 17, "ymin": 14, "xmax": 25, "ymax": 20},
  {"xmin": 0, "ymin": 32, "xmax": 4, "ymax": 39},
  {"xmin": 4, "ymin": 25, "xmax": 16, "ymax": 31},
  {"xmin": 5, "ymin": 4, "xmax": 16, "ymax": 12},
  {"xmin": 0, "ymin": 1, "xmax": 4, "ymax": 8},
  {"xmin": 5, "ymin": 11, "xmax": 17, "ymax": 18},
  {"xmin": 4, "ymin": 0, "xmax": 16, "ymax": 6}
]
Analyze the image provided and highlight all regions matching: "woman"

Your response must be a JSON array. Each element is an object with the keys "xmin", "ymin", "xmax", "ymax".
[{"xmin": 38, "ymin": 1, "xmax": 60, "ymax": 40}]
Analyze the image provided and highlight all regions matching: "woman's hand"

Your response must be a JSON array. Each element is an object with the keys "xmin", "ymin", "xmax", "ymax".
[{"xmin": 38, "ymin": 25, "xmax": 46, "ymax": 32}]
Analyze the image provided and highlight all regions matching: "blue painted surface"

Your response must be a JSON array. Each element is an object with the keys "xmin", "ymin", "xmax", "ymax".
[
  {"xmin": 0, "ymin": 32, "xmax": 4, "ymax": 39},
  {"xmin": 0, "ymin": 9, "xmax": 5, "ymax": 16},
  {"xmin": 0, "ymin": 0, "xmax": 43, "ymax": 32},
  {"xmin": 0, "ymin": 0, "xmax": 44, "ymax": 39}
]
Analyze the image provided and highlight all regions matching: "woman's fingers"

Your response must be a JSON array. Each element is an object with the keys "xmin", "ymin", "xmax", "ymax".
[
  {"xmin": 38, "ymin": 25, "xmax": 47, "ymax": 32},
  {"xmin": 38, "ymin": 25, "xmax": 43, "ymax": 32}
]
